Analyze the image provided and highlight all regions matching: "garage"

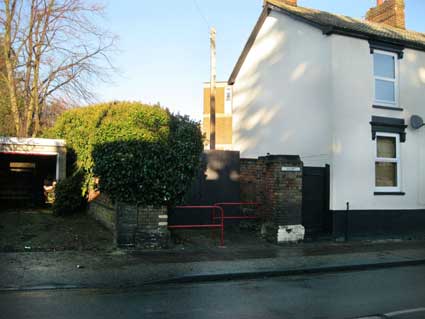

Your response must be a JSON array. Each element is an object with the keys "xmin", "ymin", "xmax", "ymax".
[{"xmin": 0, "ymin": 137, "xmax": 66, "ymax": 207}]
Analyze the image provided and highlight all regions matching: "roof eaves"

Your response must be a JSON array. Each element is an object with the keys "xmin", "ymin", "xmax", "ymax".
[
  {"xmin": 267, "ymin": 3, "xmax": 328, "ymax": 33},
  {"xmin": 228, "ymin": 6, "xmax": 271, "ymax": 85},
  {"xmin": 326, "ymin": 26, "xmax": 425, "ymax": 52}
]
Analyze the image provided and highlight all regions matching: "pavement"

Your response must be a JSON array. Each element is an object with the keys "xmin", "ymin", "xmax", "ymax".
[{"xmin": 1, "ymin": 237, "xmax": 424, "ymax": 291}]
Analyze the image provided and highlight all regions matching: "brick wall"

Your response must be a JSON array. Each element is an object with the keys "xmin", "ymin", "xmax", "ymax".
[
  {"xmin": 115, "ymin": 203, "xmax": 170, "ymax": 249},
  {"xmin": 240, "ymin": 155, "xmax": 304, "ymax": 243},
  {"xmin": 115, "ymin": 202, "xmax": 138, "ymax": 246},
  {"xmin": 240, "ymin": 158, "xmax": 258, "ymax": 202},
  {"xmin": 265, "ymin": 0, "xmax": 297, "ymax": 6},
  {"xmin": 202, "ymin": 117, "xmax": 233, "ymax": 147},
  {"xmin": 89, "ymin": 194, "xmax": 116, "ymax": 233},
  {"xmin": 89, "ymin": 195, "xmax": 169, "ymax": 249},
  {"xmin": 282, "ymin": 0, "xmax": 297, "ymax": 6},
  {"xmin": 136, "ymin": 206, "xmax": 169, "ymax": 249},
  {"xmin": 258, "ymin": 155, "xmax": 302, "ymax": 226},
  {"xmin": 203, "ymin": 85, "xmax": 233, "ymax": 148}
]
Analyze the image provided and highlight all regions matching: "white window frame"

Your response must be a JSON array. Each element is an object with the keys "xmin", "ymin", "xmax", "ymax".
[
  {"xmin": 375, "ymin": 132, "xmax": 401, "ymax": 193},
  {"xmin": 373, "ymin": 50, "xmax": 399, "ymax": 108},
  {"xmin": 224, "ymin": 86, "xmax": 232, "ymax": 115}
]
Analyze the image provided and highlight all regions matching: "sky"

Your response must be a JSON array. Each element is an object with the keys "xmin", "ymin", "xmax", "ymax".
[{"xmin": 95, "ymin": 0, "xmax": 425, "ymax": 121}]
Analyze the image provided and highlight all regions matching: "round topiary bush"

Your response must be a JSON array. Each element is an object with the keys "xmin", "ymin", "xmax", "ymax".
[{"xmin": 47, "ymin": 101, "xmax": 203, "ymax": 206}]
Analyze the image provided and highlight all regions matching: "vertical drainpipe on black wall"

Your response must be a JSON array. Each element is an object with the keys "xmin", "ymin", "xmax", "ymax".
[{"xmin": 345, "ymin": 202, "xmax": 350, "ymax": 241}]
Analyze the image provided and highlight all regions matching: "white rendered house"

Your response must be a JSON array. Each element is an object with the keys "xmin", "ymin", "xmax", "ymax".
[{"xmin": 229, "ymin": 0, "xmax": 425, "ymax": 237}]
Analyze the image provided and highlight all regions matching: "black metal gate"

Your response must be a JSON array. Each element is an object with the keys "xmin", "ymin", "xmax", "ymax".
[
  {"xmin": 168, "ymin": 150, "xmax": 240, "ymax": 225},
  {"xmin": 302, "ymin": 165, "xmax": 331, "ymax": 238}
]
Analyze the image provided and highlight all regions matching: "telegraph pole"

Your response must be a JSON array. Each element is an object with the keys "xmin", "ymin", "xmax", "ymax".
[{"xmin": 209, "ymin": 27, "xmax": 216, "ymax": 150}]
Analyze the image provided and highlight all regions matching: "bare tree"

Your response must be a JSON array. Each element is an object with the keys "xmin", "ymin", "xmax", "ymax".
[
  {"xmin": 39, "ymin": 96, "xmax": 68, "ymax": 129},
  {"xmin": 0, "ymin": 0, "xmax": 116, "ymax": 137}
]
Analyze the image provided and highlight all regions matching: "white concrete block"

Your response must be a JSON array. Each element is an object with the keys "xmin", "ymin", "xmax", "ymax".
[{"xmin": 277, "ymin": 224, "xmax": 305, "ymax": 243}]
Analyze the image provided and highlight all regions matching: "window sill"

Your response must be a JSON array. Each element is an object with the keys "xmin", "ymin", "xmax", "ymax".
[
  {"xmin": 372, "ymin": 105, "xmax": 403, "ymax": 111},
  {"xmin": 374, "ymin": 192, "xmax": 405, "ymax": 196}
]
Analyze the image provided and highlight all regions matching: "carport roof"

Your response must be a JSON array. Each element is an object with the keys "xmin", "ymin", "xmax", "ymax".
[{"xmin": 0, "ymin": 137, "xmax": 66, "ymax": 147}]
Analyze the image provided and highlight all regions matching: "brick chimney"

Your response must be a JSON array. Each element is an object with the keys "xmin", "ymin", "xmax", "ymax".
[
  {"xmin": 264, "ymin": 0, "xmax": 297, "ymax": 7},
  {"xmin": 366, "ymin": 0, "xmax": 406, "ymax": 29},
  {"xmin": 282, "ymin": 0, "xmax": 297, "ymax": 6}
]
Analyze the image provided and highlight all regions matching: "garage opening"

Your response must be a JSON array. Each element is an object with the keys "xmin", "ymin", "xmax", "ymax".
[
  {"xmin": 0, "ymin": 153, "xmax": 58, "ymax": 207},
  {"xmin": 0, "ymin": 137, "xmax": 66, "ymax": 208}
]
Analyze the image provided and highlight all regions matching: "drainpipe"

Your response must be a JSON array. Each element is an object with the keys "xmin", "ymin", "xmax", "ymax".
[{"xmin": 345, "ymin": 202, "xmax": 350, "ymax": 241}]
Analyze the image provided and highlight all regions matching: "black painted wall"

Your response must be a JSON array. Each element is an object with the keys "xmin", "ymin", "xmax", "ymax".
[{"xmin": 333, "ymin": 210, "xmax": 425, "ymax": 239}]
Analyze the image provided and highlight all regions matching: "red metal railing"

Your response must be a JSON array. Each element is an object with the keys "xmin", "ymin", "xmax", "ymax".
[
  {"xmin": 213, "ymin": 202, "xmax": 259, "ymax": 221},
  {"xmin": 168, "ymin": 205, "xmax": 224, "ymax": 246}
]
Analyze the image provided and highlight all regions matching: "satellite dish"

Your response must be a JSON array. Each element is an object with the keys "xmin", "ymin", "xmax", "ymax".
[{"xmin": 411, "ymin": 115, "xmax": 424, "ymax": 129}]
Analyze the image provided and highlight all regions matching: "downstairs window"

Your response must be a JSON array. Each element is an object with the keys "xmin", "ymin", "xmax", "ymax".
[{"xmin": 375, "ymin": 132, "xmax": 400, "ymax": 192}]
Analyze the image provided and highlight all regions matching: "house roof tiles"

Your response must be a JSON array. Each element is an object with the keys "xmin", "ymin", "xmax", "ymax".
[
  {"xmin": 228, "ymin": 1, "xmax": 425, "ymax": 84},
  {"xmin": 267, "ymin": 0, "xmax": 425, "ymax": 50}
]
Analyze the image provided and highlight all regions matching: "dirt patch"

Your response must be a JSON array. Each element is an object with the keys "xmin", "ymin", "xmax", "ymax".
[
  {"xmin": 0, "ymin": 209, "xmax": 114, "ymax": 252},
  {"xmin": 169, "ymin": 224, "xmax": 267, "ymax": 249}
]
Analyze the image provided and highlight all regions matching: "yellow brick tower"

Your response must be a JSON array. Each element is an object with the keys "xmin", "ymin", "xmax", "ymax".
[{"xmin": 202, "ymin": 82, "xmax": 233, "ymax": 150}]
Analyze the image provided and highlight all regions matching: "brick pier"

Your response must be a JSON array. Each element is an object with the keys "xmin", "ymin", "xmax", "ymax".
[{"xmin": 240, "ymin": 155, "xmax": 304, "ymax": 243}]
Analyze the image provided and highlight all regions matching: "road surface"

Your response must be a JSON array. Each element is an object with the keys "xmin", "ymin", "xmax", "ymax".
[{"xmin": 1, "ymin": 265, "xmax": 425, "ymax": 319}]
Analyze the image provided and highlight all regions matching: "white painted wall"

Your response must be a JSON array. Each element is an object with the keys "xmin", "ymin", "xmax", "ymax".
[
  {"xmin": 330, "ymin": 35, "xmax": 425, "ymax": 210},
  {"xmin": 233, "ymin": 10, "xmax": 425, "ymax": 211},
  {"xmin": 232, "ymin": 11, "xmax": 333, "ymax": 167}
]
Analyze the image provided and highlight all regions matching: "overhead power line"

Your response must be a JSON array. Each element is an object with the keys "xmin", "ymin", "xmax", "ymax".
[{"xmin": 192, "ymin": 0, "xmax": 210, "ymax": 28}]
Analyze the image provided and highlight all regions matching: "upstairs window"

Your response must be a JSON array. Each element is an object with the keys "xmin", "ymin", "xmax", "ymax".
[{"xmin": 373, "ymin": 50, "xmax": 398, "ymax": 107}]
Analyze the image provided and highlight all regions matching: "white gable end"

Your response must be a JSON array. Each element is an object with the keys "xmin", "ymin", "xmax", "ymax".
[{"xmin": 232, "ymin": 10, "xmax": 333, "ymax": 167}]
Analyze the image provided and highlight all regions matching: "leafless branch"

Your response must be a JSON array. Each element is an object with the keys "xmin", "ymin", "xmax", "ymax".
[{"xmin": 0, "ymin": 0, "xmax": 116, "ymax": 136}]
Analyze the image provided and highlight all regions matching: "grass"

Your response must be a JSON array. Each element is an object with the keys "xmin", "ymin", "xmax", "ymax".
[{"xmin": 0, "ymin": 208, "xmax": 114, "ymax": 252}]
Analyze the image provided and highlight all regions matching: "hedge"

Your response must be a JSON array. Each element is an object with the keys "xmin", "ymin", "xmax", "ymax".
[
  {"xmin": 46, "ymin": 101, "xmax": 203, "ymax": 206},
  {"xmin": 52, "ymin": 173, "xmax": 85, "ymax": 215}
]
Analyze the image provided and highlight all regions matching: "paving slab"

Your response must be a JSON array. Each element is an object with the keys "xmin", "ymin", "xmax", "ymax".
[{"xmin": 1, "ymin": 240, "xmax": 424, "ymax": 291}]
